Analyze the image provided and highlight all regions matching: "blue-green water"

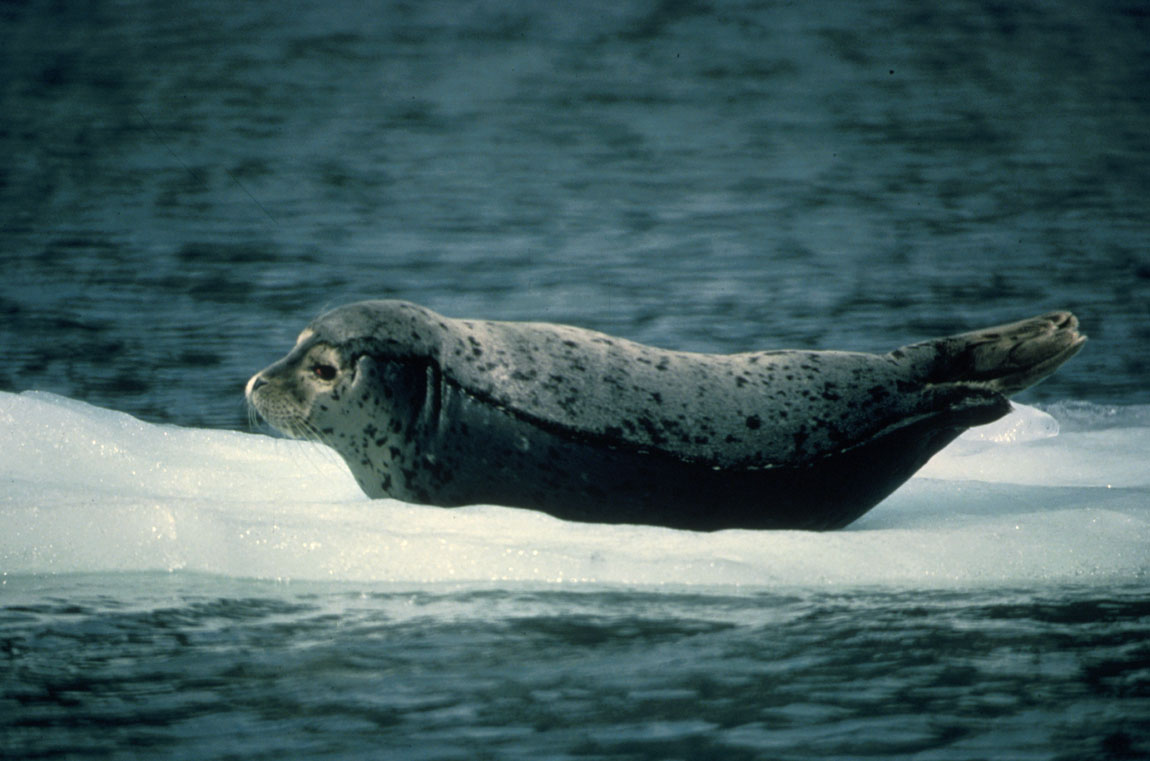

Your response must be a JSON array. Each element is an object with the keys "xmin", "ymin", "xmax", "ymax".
[
  {"xmin": 3, "ymin": 576, "xmax": 1148, "ymax": 761},
  {"xmin": 1, "ymin": 0, "xmax": 1148, "ymax": 758}
]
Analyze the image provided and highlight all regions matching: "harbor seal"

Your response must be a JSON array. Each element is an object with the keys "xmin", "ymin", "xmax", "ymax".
[{"xmin": 246, "ymin": 302, "xmax": 1084, "ymax": 530}]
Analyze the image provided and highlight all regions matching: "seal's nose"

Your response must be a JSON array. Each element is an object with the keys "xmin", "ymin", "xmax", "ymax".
[{"xmin": 245, "ymin": 374, "xmax": 268, "ymax": 398}]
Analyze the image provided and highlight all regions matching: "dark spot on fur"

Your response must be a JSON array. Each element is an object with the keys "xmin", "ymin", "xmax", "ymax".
[
  {"xmin": 635, "ymin": 416, "xmax": 666, "ymax": 445},
  {"xmin": 868, "ymin": 384, "xmax": 890, "ymax": 400},
  {"xmin": 745, "ymin": 415, "xmax": 762, "ymax": 430}
]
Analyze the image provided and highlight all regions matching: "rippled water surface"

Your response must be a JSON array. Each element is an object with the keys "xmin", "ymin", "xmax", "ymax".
[
  {"xmin": 2, "ymin": 0, "xmax": 1148, "ymax": 758},
  {"xmin": 3, "ymin": 577, "xmax": 1148, "ymax": 761}
]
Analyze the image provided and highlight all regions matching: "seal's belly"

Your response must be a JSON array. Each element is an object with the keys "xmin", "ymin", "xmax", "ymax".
[{"xmin": 389, "ymin": 381, "xmax": 963, "ymax": 531}]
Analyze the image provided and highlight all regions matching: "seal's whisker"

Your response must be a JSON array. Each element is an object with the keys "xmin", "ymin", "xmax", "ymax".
[
  {"xmin": 246, "ymin": 402, "xmax": 261, "ymax": 433},
  {"xmin": 284, "ymin": 416, "xmax": 346, "ymax": 479}
]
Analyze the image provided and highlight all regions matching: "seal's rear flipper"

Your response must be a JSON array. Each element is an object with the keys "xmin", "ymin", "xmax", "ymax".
[{"xmin": 893, "ymin": 311, "xmax": 1086, "ymax": 396}]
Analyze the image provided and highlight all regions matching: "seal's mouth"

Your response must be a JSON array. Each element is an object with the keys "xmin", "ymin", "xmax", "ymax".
[{"xmin": 248, "ymin": 399, "xmax": 316, "ymax": 441}]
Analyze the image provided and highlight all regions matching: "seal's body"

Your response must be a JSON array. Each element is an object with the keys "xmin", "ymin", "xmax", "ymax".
[{"xmin": 247, "ymin": 301, "xmax": 1084, "ymax": 530}]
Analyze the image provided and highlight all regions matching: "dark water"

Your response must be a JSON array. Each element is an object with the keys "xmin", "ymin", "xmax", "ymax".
[
  {"xmin": 1, "ymin": 0, "xmax": 1148, "ymax": 429},
  {"xmin": 2, "ymin": 576, "xmax": 1149, "ymax": 761},
  {"xmin": 2, "ymin": 0, "xmax": 1149, "ymax": 758}
]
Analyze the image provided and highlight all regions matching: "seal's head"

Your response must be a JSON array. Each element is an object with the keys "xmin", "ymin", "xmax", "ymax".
[
  {"xmin": 247, "ymin": 301, "xmax": 444, "ymax": 434},
  {"xmin": 245, "ymin": 301, "xmax": 452, "ymax": 494},
  {"xmin": 244, "ymin": 322, "xmax": 352, "ymax": 439}
]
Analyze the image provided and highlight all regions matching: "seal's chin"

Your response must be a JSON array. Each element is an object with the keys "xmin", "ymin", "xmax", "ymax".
[{"xmin": 249, "ymin": 401, "xmax": 311, "ymax": 441}]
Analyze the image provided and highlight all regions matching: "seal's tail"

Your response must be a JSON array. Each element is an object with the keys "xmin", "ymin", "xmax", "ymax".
[{"xmin": 892, "ymin": 311, "xmax": 1086, "ymax": 396}]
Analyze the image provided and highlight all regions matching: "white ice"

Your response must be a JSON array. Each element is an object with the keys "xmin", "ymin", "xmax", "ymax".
[{"xmin": 1, "ymin": 390, "xmax": 1146, "ymax": 588}]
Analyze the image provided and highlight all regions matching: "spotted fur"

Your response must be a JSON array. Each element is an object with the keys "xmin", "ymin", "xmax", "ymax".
[{"xmin": 247, "ymin": 302, "xmax": 1084, "ymax": 530}]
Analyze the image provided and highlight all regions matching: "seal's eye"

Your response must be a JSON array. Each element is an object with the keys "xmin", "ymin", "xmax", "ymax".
[{"xmin": 311, "ymin": 363, "xmax": 337, "ymax": 381}]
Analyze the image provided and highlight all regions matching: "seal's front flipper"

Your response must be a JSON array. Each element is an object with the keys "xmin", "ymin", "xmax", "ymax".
[{"xmin": 893, "ymin": 311, "xmax": 1086, "ymax": 397}]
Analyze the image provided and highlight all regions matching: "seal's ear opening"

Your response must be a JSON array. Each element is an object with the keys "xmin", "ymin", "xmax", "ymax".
[
  {"xmin": 342, "ymin": 335, "xmax": 425, "ymax": 391},
  {"xmin": 349, "ymin": 353, "xmax": 389, "ymax": 394},
  {"xmin": 348, "ymin": 353, "xmax": 368, "ymax": 385}
]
